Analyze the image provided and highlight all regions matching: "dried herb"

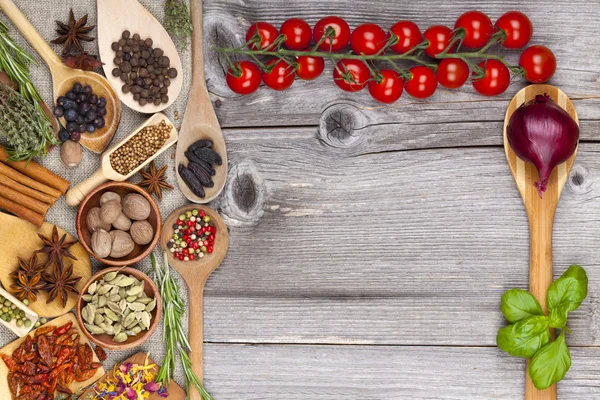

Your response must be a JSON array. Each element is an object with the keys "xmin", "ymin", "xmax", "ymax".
[
  {"xmin": 11, "ymin": 254, "xmax": 45, "ymax": 280},
  {"xmin": 138, "ymin": 161, "xmax": 174, "ymax": 201},
  {"xmin": 164, "ymin": 0, "xmax": 193, "ymax": 48},
  {"xmin": 36, "ymin": 225, "xmax": 77, "ymax": 270},
  {"xmin": 10, "ymin": 271, "xmax": 45, "ymax": 303},
  {"xmin": 43, "ymin": 263, "xmax": 81, "ymax": 307},
  {"xmin": 62, "ymin": 52, "xmax": 104, "ymax": 71},
  {"xmin": 51, "ymin": 9, "xmax": 95, "ymax": 55}
]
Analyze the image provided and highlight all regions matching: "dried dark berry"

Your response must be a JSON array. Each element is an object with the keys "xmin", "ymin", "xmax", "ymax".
[
  {"xmin": 178, "ymin": 164, "xmax": 205, "ymax": 198},
  {"xmin": 58, "ymin": 128, "xmax": 70, "ymax": 142}
]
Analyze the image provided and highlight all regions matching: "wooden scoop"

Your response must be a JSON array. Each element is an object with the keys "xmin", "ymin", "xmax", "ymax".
[
  {"xmin": 0, "ymin": 0, "xmax": 121, "ymax": 153},
  {"xmin": 97, "ymin": 0, "xmax": 183, "ymax": 113},
  {"xmin": 160, "ymin": 205, "xmax": 229, "ymax": 397},
  {"xmin": 504, "ymin": 84, "xmax": 579, "ymax": 400},
  {"xmin": 175, "ymin": 0, "xmax": 228, "ymax": 203},
  {"xmin": 65, "ymin": 113, "xmax": 177, "ymax": 206}
]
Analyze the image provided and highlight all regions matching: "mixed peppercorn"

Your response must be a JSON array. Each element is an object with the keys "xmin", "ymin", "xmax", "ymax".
[{"xmin": 167, "ymin": 209, "xmax": 217, "ymax": 261}]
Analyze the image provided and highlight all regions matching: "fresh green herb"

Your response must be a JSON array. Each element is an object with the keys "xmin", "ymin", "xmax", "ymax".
[
  {"xmin": 497, "ymin": 264, "xmax": 588, "ymax": 390},
  {"xmin": 164, "ymin": 0, "xmax": 193, "ymax": 48},
  {"xmin": 152, "ymin": 252, "xmax": 213, "ymax": 400}
]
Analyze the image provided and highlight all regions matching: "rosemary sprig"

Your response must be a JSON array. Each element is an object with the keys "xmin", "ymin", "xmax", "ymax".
[{"xmin": 152, "ymin": 252, "xmax": 214, "ymax": 400}]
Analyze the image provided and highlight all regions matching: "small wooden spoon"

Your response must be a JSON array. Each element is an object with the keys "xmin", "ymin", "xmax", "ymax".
[
  {"xmin": 504, "ymin": 84, "xmax": 579, "ymax": 400},
  {"xmin": 160, "ymin": 205, "xmax": 229, "ymax": 395},
  {"xmin": 65, "ymin": 113, "xmax": 177, "ymax": 206},
  {"xmin": 0, "ymin": 0, "xmax": 121, "ymax": 153},
  {"xmin": 97, "ymin": 0, "xmax": 183, "ymax": 113},
  {"xmin": 175, "ymin": 0, "xmax": 228, "ymax": 203}
]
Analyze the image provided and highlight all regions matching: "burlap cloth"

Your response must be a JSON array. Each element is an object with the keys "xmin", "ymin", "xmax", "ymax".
[{"xmin": 0, "ymin": 0, "xmax": 194, "ymax": 391}]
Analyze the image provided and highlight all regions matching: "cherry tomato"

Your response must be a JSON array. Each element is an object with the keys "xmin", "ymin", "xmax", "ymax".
[
  {"xmin": 313, "ymin": 16, "xmax": 351, "ymax": 51},
  {"xmin": 350, "ymin": 23, "xmax": 388, "ymax": 55},
  {"xmin": 333, "ymin": 59, "xmax": 370, "ymax": 92},
  {"xmin": 390, "ymin": 20, "xmax": 422, "ymax": 54},
  {"xmin": 437, "ymin": 58, "xmax": 469, "ymax": 89},
  {"xmin": 495, "ymin": 11, "xmax": 532, "ymax": 49},
  {"xmin": 280, "ymin": 18, "xmax": 312, "ymax": 50},
  {"xmin": 296, "ymin": 54, "xmax": 325, "ymax": 80},
  {"xmin": 368, "ymin": 69, "xmax": 404, "ymax": 103},
  {"xmin": 472, "ymin": 59, "xmax": 511, "ymax": 96},
  {"xmin": 423, "ymin": 25, "xmax": 454, "ymax": 58},
  {"xmin": 404, "ymin": 66, "xmax": 437, "ymax": 98},
  {"xmin": 226, "ymin": 61, "xmax": 261, "ymax": 95},
  {"xmin": 454, "ymin": 11, "xmax": 493, "ymax": 49},
  {"xmin": 261, "ymin": 59, "xmax": 295, "ymax": 90},
  {"xmin": 246, "ymin": 22, "xmax": 279, "ymax": 50},
  {"xmin": 519, "ymin": 45, "xmax": 556, "ymax": 83}
]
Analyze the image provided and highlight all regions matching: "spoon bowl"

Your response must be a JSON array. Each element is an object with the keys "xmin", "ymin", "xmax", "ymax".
[{"xmin": 504, "ymin": 84, "xmax": 579, "ymax": 400}]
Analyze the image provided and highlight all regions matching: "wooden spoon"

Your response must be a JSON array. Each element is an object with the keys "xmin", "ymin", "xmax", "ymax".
[
  {"xmin": 175, "ymin": 0, "xmax": 228, "ymax": 203},
  {"xmin": 0, "ymin": 0, "xmax": 121, "ymax": 153},
  {"xmin": 65, "ymin": 113, "xmax": 177, "ymax": 206},
  {"xmin": 97, "ymin": 0, "xmax": 183, "ymax": 113},
  {"xmin": 160, "ymin": 205, "xmax": 229, "ymax": 395},
  {"xmin": 503, "ymin": 84, "xmax": 579, "ymax": 400}
]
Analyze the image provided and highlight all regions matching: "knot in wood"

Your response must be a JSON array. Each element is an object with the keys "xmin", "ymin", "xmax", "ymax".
[
  {"xmin": 319, "ymin": 103, "xmax": 368, "ymax": 148},
  {"xmin": 567, "ymin": 164, "xmax": 592, "ymax": 195},
  {"xmin": 204, "ymin": 16, "xmax": 244, "ymax": 97}
]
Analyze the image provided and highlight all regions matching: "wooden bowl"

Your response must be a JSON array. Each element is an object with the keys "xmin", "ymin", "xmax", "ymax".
[
  {"xmin": 76, "ymin": 267, "xmax": 162, "ymax": 350},
  {"xmin": 76, "ymin": 182, "xmax": 162, "ymax": 266}
]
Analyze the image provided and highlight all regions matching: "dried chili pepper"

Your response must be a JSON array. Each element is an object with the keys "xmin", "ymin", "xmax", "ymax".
[
  {"xmin": 53, "ymin": 322, "xmax": 72, "ymax": 336},
  {"xmin": 75, "ymin": 367, "xmax": 97, "ymax": 382},
  {"xmin": 94, "ymin": 345, "xmax": 107, "ymax": 361},
  {"xmin": 34, "ymin": 325, "xmax": 56, "ymax": 337},
  {"xmin": 1, "ymin": 353, "xmax": 18, "ymax": 371},
  {"xmin": 37, "ymin": 335, "xmax": 53, "ymax": 367}
]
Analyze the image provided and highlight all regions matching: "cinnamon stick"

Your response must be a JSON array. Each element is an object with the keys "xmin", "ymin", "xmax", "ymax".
[
  {"xmin": 0, "ymin": 193, "xmax": 44, "ymax": 226},
  {"xmin": 0, "ymin": 162, "xmax": 61, "ymax": 198},
  {"xmin": 0, "ymin": 146, "xmax": 70, "ymax": 194},
  {"xmin": 0, "ymin": 173, "xmax": 56, "ymax": 204},
  {"xmin": 0, "ymin": 183, "xmax": 50, "ymax": 215}
]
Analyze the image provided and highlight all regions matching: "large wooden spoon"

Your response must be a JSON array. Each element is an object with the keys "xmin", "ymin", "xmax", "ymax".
[
  {"xmin": 160, "ymin": 205, "xmax": 229, "ymax": 397},
  {"xmin": 175, "ymin": 0, "xmax": 228, "ymax": 203},
  {"xmin": 504, "ymin": 84, "xmax": 579, "ymax": 400},
  {"xmin": 0, "ymin": 0, "xmax": 121, "ymax": 153}
]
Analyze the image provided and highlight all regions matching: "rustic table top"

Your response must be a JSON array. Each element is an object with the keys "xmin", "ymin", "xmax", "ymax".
[{"xmin": 1, "ymin": 0, "xmax": 599, "ymax": 399}]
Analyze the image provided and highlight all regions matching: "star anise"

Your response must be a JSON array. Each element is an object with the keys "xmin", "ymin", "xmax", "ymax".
[
  {"xmin": 36, "ymin": 225, "xmax": 77, "ymax": 270},
  {"xmin": 10, "ymin": 271, "xmax": 45, "ymax": 303},
  {"xmin": 11, "ymin": 254, "xmax": 45, "ymax": 280},
  {"xmin": 137, "ymin": 161, "xmax": 174, "ymax": 201},
  {"xmin": 50, "ymin": 9, "xmax": 95, "ymax": 55},
  {"xmin": 43, "ymin": 263, "xmax": 82, "ymax": 308}
]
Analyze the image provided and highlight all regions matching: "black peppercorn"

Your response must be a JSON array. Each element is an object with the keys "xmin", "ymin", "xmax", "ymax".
[
  {"xmin": 120, "ymin": 73, "xmax": 128, "ymax": 82},
  {"xmin": 154, "ymin": 98, "xmax": 161, "ymax": 106},
  {"xmin": 122, "ymin": 30, "xmax": 130, "ymax": 40},
  {"xmin": 133, "ymin": 33, "xmax": 141, "ymax": 41},
  {"xmin": 158, "ymin": 56, "xmax": 170, "ymax": 68},
  {"xmin": 112, "ymin": 68, "xmax": 120, "ymax": 77},
  {"xmin": 120, "ymin": 61, "xmax": 132, "ymax": 73},
  {"xmin": 122, "ymin": 85, "xmax": 131, "ymax": 94},
  {"xmin": 118, "ymin": 38, "xmax": 126, "ymax": 47},
  {"xmin": 152, "ymin": 48, "xmax": 163, "ymax": 58},
  {"xmin": 144, "ymin": 38, "xmax": 153, "ymax": 47},
  {"xmin": 161, "ymin": 95, "xmax": 169, "ymax": 103},
  {"xmin": 111, "ymin": 42, "xmax": 119, "ymax": 51},
  {"xmin": 139, "ymin": 98, "xmax": 147, "ymax": 106},
  {"xmin": 133, "ymin": 93, "xmax": 141, "ymax": 101},
  {"xmin": 167, "ymin": 68, "xmax": 178, "ymax": 78}
]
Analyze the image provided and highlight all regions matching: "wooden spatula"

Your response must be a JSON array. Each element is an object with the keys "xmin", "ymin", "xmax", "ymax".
[{"xmin": 503, "ymin": 84, "xmax": 579, "ymax": 400}]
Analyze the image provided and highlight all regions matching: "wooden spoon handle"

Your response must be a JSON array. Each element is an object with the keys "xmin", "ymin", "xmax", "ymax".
[
  {"xmin": 65, "ymin": 169, "xmax": 108, "ymax": 207},
  {"xmin": 0, "ymin": 0, "xmax": 62, "ymax": 69},
  {"xmin": 187, "ymin": 278, "xmax": 207, "ymax": 399},
  {"xmin": 190, "ymin": 0, "xmax": 205, "ymax": 84}
]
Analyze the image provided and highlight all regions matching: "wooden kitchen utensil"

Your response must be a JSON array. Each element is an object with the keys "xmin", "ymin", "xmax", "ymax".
[
  {"xmin": 65, "ymin": 113, "xmax": 177, "ymax": 206},
  {"xmin": 160, "ymin": 205, "xmax": 229, "ymax": 396},
  {"xmin": 0, "ymin": 0, "xmax": 121, "ymax": 153},
  {"xmin": 97, "ymin": 0, "xmax": 183, "ymax": 113},
  {"xmin": 504, "ymin": 84, "xmax": 579, "ymax": 400},
  {"xmin": 175, "ymin": 0, "xmax": 228, "ymax": 203}
]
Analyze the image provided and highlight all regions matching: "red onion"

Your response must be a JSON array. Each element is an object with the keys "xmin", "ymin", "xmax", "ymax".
[{"xmin": 507, "ymin": 94, "xmax": 579, "ymax": 197}]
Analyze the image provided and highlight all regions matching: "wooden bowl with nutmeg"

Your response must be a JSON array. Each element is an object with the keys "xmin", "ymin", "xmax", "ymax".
[{"xmin": 76, "ymin": 181, "xmax": 162, "ymax": 266}]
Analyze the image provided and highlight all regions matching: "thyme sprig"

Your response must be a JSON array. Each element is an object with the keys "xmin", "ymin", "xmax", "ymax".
[{"xmin": 164, "ymin": 0, "xmax": 193, "ymax": 49}]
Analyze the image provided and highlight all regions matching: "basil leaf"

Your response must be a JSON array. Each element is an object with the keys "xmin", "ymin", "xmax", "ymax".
[
  {"xmin": 547, "ymin": 264, "xmax": 588, "ymax": 316},
  {"xmin": 501, "ymin": 288, "xmax": 544, "ymax": 323},
  {"xmin": 496, "ymin": 315, "xmax": 551, "ymax": 358},
  {"xmin": 548, "ymin": 305, "xmax": 569, "ymax": 329},
  {"xmin": 528, "ymin": 331, "xmax": 572, "ymax": 390}
]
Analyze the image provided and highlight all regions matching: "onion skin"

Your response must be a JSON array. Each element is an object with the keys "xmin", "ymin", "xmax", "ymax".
[{"xmin": 507, "ymin": 94, "xmax": 579, "ymax": 198}]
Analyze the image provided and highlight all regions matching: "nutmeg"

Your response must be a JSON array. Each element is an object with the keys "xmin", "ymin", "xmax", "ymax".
[
  {"xmin": 60, "ymin": 140, "xmax": 82, "ymax": 168},
  {"xmin": 130, "ymin": 220, "xmax": 154, "ymax": 245},
  {"xmin": 110, "ymin": 230, "xmax": 135, "ymax": 258},
  {"xmin": 100, "ymin": 191, "xmax": 121, "ymax": 206},
  {"xmin": 100, "ymin": 200, "xmax": 122, "ymax": 224},
  {"xmin": 122, "ymin": 193, "xmax": 151, "ymax": 220},
  {"xmin": 91, "ymin": 229, "xmax": 112, "ymax": 258},
  {"xmin": 87, "ymin": 207, "xmax": 111, "ymax": 233},
  {"xmin": 112, "ymin": 213, "xmax": 132, "ymax": 231}
]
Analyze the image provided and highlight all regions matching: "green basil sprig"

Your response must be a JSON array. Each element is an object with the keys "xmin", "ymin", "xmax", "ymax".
[{"xmin": 496, "ymin": 265, "xmax": 588, "ymax": 390}]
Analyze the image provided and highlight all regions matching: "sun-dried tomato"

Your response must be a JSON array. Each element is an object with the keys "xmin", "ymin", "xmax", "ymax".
[
  {"xmin": 94, "ymin": 345, "xmax": 107, "ymax": 361},
  {"xmin": 34, "ymin": 325, "xmax": 56, "ymax": 336},
  {"xmin": 37, "ymin": 336, "xmax": 53, "ymax": 367},
  {"xmin": 53, "ymin": 322, "xmax": 72, "ymax": 336}
]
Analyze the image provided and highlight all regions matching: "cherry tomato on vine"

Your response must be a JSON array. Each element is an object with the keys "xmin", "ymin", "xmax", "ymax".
[
  {"xmin": 389, "ymin": 20, "xmax": 423, "ymax": 54},
  {"xmin": 226, "ymin": 61, "xmax": 262, "ymax": 95},
  {"xmin": 313, "ymin": 16, "xmax": 351, "ymax": 51},
  {"xmin": 296, "ymin": 55, "xmax": 325, "ymax": 80},
  {"xmin": 519, "ymin": 45, "xmax": 556, "ymax": 83},
  {"xmin": 246, "ymin": 22, "xmax": 279, "ymax": 50},
  {"xmin": 368, "ymin": 69, "xmax": 404, "ymax": 103},
  {"xmin": 280, "ymin": 18, "xmax": 312, "ymax": 50},
  {"xmin": 405, "ymin": 66, "xmax": 437, "ymax": 98},
  {"xmin": 350, "ymin": 23, "xmax": 389, "ymax": 55},
  {"xmin": 472, "ymin": 59, "xmax": 511, "ymax": 96},
  {"xmin": 454, "ymin": 11, "xmax": 493, "ymax": 49},
  {"xmin": 333, "ymin": 59, "xmax": 370, "ymax": 92},
  {"xmin": 261, "ymin": 59, "xmax": 295, "ymax": 90},
  {"xmin": 437, "ymin": 58, "xmax": 469, "ymax": 89},
  {"xmin": 423, "ymin": 25, "xmax": 454, "ymax": 58},
  {"xmin": 495, "ymin": 11, "xmax": 533, "ymax": 49}
]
